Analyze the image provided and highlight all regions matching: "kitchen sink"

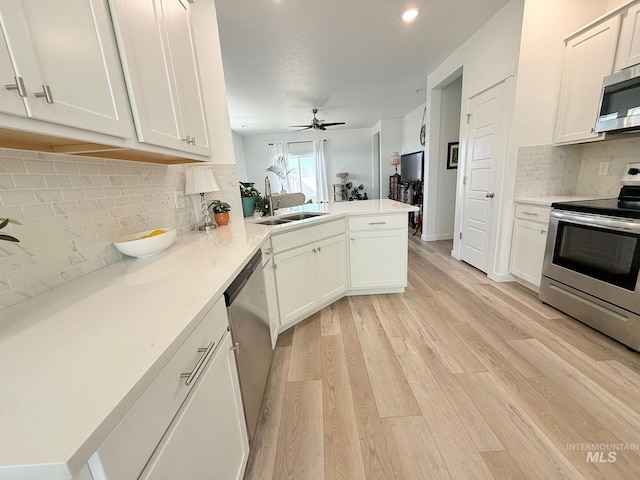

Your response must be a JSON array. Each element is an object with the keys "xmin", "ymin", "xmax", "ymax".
[
  {"xmin": 255, "ymin": 218, "xmax": 292, "ymax": 225},
  {"xmin": 279, "ymin": 212, "xmax": 327, "ymax": 221}
]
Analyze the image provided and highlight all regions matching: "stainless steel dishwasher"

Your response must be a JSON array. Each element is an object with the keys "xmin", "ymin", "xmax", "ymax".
[{"xmin": 224, "ymin": 250, "xmax": 274, "ymax": 443}]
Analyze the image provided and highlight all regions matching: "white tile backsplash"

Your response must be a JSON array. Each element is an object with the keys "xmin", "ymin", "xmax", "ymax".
[
  {"xmin": 0, "ymin": 148, "xmax": 241, "ymax": 310},
  {"xmin": 514, "ymin": 144, "xmax": 583, "ymax": 197},
  {"xmin": 577, "ymin": 137, "xmax": 640, "ymax": 196}
]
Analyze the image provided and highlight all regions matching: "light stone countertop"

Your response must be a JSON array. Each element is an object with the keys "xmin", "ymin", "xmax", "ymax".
[
  {"xmin": 0, "ymin": 199, "xmax": 417, "ymax": 480},
  {"xmin": 513, "ymin": 195, "xmax": 611, "ymax": 206}
]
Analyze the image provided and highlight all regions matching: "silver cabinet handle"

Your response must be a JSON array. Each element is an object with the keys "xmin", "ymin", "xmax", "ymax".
[
  {"xmin": 317, "ymin": 246, "xmax": 321, "ymax": 252},
  {"xmin": 230, "ymin": 342, "xmax": 239, "ymax": 353},
  {"xmin": 369, "ymin": 222, "xmax": 386, "ymax": 225},
  {"xmin": 485, "ymin": 192, "xmax": 494, "ymax": 198},
  {"xmin": 189, "ymin": 136, "xmax": 196, "ymax": 145},
  {"xmin": 263, "ymin": 247, "xmax": 273, "ymax": 254},
  {"xmin": 522, "ymin": 211, "xmax": 539, "ymax": 216},
  {"xmin": 541, "ymin": 229, "xmax": 547, "ymax": 234},
  {"xmin": 312, "ymin": 248, "xmax": 317, "ymax": 253},
  {"xmin": 5, "ymin": 76, "xmax": 27, "ymax": 97},
  {"xmin": 181, "ymin": 136, "xmax": 191, "ymax": 143},
  {"xmin": 34, "ymin": 85, "xmax": 54, "ymax": 103},
  {"xmin": 180, "ymin": 340, "xmax": 214, "ymax": 386}
]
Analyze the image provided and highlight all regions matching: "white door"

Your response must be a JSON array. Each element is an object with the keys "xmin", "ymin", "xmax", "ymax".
[
  {"xmin": 161, "ymin": 0, "xmax": 210, "ymax": 155},
  {"xmin": 316, "ymin": 235, "xmax": 347, "ymax": 303},
  {"xmin": 0, "ymin": 28, "xmax": 27, "ymax": 116},
  {"xmin": 273, "ymin": 244, "xmax": 318, "ymax": 326},
  {"xmin": 0, "ymin": 0, "xmax": 132, "ymax": 136},
  {"xmin": 349, "ymin": 230, "xmax": 405, "ymax": 289},
  {"xmin": 460, "ymin": 82, "xmax": 505, "ymax": 273},
  {"xmin": 139, "ymin": 333, "xmax": 249, "ymax": 480}
]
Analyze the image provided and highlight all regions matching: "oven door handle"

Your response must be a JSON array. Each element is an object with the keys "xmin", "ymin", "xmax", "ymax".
[{"xmin": 551, "ymin": 210, "xmax": 640, "ymax": 233}]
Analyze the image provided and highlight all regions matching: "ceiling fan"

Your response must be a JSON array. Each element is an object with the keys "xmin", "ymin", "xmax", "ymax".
[{"xmin": 290, "ymin": 108, "xmax": 345, "ymax": 131}]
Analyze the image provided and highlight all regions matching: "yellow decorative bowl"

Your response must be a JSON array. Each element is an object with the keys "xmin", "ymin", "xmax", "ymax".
[{"xmin": 113, "ymin": 228, "xmax": 177, "ymax": 259}]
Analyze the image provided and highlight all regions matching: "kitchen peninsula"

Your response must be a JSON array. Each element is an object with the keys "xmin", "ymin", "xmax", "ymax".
[{"xmin": 0, "ymin": 199, "xmax": 416, "ymax": 480}]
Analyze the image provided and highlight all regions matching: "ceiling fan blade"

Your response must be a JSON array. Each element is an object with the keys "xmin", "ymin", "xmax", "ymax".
[
  {"xmin": 320, "ymin": 122, "xmax": 345, "ymax": 127},
  {"xmin": 289, "ymin": 124, "xmax": 313, "ymax": 128},
  {"xmin": 294, "ymin": 126, "xmax": 313, "ymax": 131}
]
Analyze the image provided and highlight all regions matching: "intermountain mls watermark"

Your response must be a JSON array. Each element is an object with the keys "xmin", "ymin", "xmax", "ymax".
[{"xmin": 566, "ymin": 443, "xmax": 640, "ymax": 463}]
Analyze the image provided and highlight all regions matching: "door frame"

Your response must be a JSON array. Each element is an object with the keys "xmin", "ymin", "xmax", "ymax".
[{"xmin": 452, "ymin": 75, "xmax": 515, "ymax": 279}]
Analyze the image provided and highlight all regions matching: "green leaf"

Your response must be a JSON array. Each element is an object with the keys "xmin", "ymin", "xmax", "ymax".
[{"xmin": 0, "ymin": 234, "xmax": 19, "ymax": 242}]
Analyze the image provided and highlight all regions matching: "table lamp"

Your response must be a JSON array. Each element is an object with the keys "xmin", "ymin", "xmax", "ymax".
[
  {"xmin": 185, "ymin": 167, "xmax": 220, "ymax": 232},
  {"xmin": 390, "ymin": 152, "xmax": 401, "ymax": 173},
  {"xmin": 390, "ymin": 153, "xmax": 401, "ymax": 201}
]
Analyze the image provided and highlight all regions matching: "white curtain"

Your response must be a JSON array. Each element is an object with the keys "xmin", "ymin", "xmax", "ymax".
[
  {"xmin": 313, "ymin": 140, "xmax": 329, "ymax": 203},
  {"xmin": 273, "ymin": 142, "xmax": 291, "ymax": 192}
]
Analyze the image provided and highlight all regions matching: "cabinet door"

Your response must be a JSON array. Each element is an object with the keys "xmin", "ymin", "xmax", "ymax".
[
  {"xmin": 509, "ymin": 218, "xmax": 548, "ymax": 288},
  {"xmin": 263, "ymin": 258, "xmax": 280, "ymax": 348},
  {"xmin": 349, "ymin": 230, "xmax": 406, "ymax": 290},
  {"xmin": 139, "ymin": 333, "xmax": 249, "ymax": 480},
  {"xmin": 316, "ymin": 234, "xmax": 347, "ymax": 303},
  {"xmin": 161, "ymin": 0, "xmax": 210, "ymax": 155},
  {"xmin": 554, "ymin": 15, "xmax": 620, "ymax": 145},
  {"xmin": 0, "ymin": 28, "xmax": 26, "ymax": 116},
  {"xmin": 108, "ymin": 0, "xmax": 184, "ymax": 149},
  {"xmin": 274, "ymin": 244, "xmax": 318, "ymax": 326},
  {"xmin": 0, "ymin": 0, "xmax": 132, "ymax": 137},
  {"xmin": 615, "ymin": 2, "xmax": 640, "ymax": 71}
]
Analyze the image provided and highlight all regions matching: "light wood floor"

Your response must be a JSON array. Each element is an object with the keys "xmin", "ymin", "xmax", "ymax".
[{"xmin": 244, "ymin": 237, "xmax": 640, "ymax": 480}]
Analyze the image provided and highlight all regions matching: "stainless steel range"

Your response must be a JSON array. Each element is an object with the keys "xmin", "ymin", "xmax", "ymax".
[{"xmin": 539, "ymin": 163, "xmax": 640, "ymax": 351}]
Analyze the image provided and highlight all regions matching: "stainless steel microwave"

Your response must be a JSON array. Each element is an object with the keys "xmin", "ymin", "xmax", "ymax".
[{"xmin": 595, "ymin": 64, "xmax": 640, "ymax": 133}]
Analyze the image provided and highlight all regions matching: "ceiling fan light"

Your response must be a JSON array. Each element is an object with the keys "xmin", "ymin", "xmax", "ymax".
[{"xmin": 401, "ymin": 7, "xmax": 420, "ymax": 22}]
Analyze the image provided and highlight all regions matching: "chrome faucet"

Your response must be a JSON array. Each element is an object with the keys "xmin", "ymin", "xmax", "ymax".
[{"xmin": 265, "ymin": 176, "xmax": 274, "ymax": 216}]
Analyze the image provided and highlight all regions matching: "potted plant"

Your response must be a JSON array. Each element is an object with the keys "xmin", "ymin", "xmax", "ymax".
[
  {"xmin": 0, "ymin": 217, "xmax": 21, "ymax": 242},
  {"xmin": 345, "ymin": 182, "xmax": 369, "ymax": 201},
  {"xmin": 208, "ymin": 200, "xmax": 231, "ymax": 226},
  {"xmin": 266, "ymin": 155, "xmax": 294, "ymax": 193},
  {"xmin": 239, "ymin": 182, "xmax": 260, "ymax": 217}
]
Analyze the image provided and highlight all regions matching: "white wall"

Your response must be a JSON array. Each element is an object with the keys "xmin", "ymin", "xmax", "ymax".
[
  {"xmin": 232, "ymin": 132, "xmax": 248, "ymax": 181},
  {"xmin": 376, "ymin": 118, "xmax": 403, "ymax": 199},
  {"xmin": 190, "ymin": 0, "xmax": 236, "ymax": 165},
  {"xmin": 436, "ymin": 77, "xmax": 462, "ymax": 240},
  {"xmin": 402, "ymin": 104, "xmax": 426, "ymax": 155},
  {"xmin": 423, "ymin": 0, "xmax": 525, "ymax": 266},
  {"xmin": 241, "ymin": 128, "xmax": 374, "ymax": 199}
]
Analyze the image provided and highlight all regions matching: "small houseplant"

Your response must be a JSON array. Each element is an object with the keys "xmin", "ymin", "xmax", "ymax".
[
  {"xmin": 208, "ymin": 200, "xmax": 231, "ymax": 226},
  {"xmin": 0, "ymin": 218, "xmax": 21, "ymax": 242},
  {"xmin": 239, "ymin": 182, "xmax": 260, "ymax": 217},
  {"xmin": 266, "ymin": 155, "xmax": 293, "ymax": 192},
  {"xmin": 345, "ymin": 182, "xmax": 368, "ymax": 201}
]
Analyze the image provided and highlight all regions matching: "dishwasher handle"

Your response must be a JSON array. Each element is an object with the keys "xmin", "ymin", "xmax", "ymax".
[{"xmin": 224, "ymin": 249, "xmax": 262, "ymax": 306}]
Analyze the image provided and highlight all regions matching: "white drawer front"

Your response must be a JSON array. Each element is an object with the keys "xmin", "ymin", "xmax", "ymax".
[
  {"xmin": 348, "ymin": 214, "xmax": 406, "ymax": 231},
  {"xmin": 93, "ymin": 296, "xmax": 228, "ymax": 480},
  {"xmin": 271, "ymin": 219, "xmax": 345, "ymax": 253},
  {"xmin": 514, "ymin": 203, "xmax": 550, "ymax": 224}
]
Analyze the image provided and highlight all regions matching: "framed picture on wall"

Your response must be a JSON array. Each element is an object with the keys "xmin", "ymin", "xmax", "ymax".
[{"xmin": 447, "ymin": 142, "xmax": 459, "ymax": 169}]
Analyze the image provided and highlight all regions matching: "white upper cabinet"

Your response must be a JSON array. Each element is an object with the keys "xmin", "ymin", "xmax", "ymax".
[
  {"xmin": 0, "ymin": 0, "xmax": 133, "ymax": 137},
  {"xmin": 614, "ymin": 1, "xmax": 640, "ymax": 70},
  {"xmin": 109, "ymin": 0, "xmax": 211, "ymax": 156},
  {"xmin": 553, "ymin": 15, "xmax": 620, "ymax": 145},
  {"xmin": 0, "ymin": 28, "xmax": 26, "ymax": 116}
]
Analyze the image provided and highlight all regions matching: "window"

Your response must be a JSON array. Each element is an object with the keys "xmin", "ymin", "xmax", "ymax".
[{"xmin": 287, "ymin": 145, "xmax": 317, "ymax": 203}]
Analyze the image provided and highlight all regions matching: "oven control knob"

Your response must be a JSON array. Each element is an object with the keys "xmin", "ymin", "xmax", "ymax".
[{"xmin": 628, "ymin": 168, "xmax": 639, "ymax": 175}]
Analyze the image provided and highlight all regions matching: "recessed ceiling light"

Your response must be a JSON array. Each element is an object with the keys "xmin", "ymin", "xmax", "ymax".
[{"xmin": 401, "ymin": 7, "xmax": 420, "ymax": 22}]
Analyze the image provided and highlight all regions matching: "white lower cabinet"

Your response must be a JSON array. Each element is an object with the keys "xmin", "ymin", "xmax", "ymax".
[
  {"xmin": 271, "ymin": 219, "xmax": 347, "ymax": 328},
  {"xmin": 261, "ymin": 240, "xmax": 280, "ymax": 348},
  {"xmin": 89, "ymin": 296, "xmax": 248, "ymax": 480},
  {"xmin": 348, "ymin": 214, "xmax": 408, "ymax": 291},
  {"xmin": 509, "ymin": 202, "xmax": 551, "ymax": 289},
  {"xmin": 274, "ymin": 234, "xmax": 347, "ymax": 327},
  {"xmin": 139, "ymin": 333, "xmax": 248, "ymax": 480}
]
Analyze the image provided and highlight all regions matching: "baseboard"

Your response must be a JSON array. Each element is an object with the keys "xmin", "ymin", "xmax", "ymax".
[
  {"xmin": 436, "ymin": 234, "xmax": 454, "ymax": 240},
  {"xmin": 345, "ymin": 286, "xmax": 405, "ymax": 296},
  {"xmin": 421, "ymin": 233, "xmax": 437, "ymax": 241},
  {"xmin": 488, "ymin": 271, "xmax": 515, "ymax": 283}
]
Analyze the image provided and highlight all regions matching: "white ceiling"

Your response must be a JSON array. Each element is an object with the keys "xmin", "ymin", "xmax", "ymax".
[{"xmin": 214, "ymin": 0, "xmax": 510, "ymax": 136}]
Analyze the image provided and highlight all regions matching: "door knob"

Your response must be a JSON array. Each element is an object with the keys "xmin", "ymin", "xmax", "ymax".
[{"xmin": 485, "ymin": 192, "xmax": 494, "ymax": 198}]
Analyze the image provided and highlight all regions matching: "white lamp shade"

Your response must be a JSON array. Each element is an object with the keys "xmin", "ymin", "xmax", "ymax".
[
  {"xmin": 390, "ymin": 152, "xmax": 401, "ymax": 166},
  {"xmin": 185, "ymin": 168, "xmax": 220, "ymax": 195}
]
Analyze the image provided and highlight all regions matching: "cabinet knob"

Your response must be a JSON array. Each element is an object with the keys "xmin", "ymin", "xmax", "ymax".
[
  {"xmin": 4, "ymin": 76, "xmax": 27, "ymax": 97},
  {"xmin": 34, "ymin": 85, "xmax": 54, "ymax": 104}
]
